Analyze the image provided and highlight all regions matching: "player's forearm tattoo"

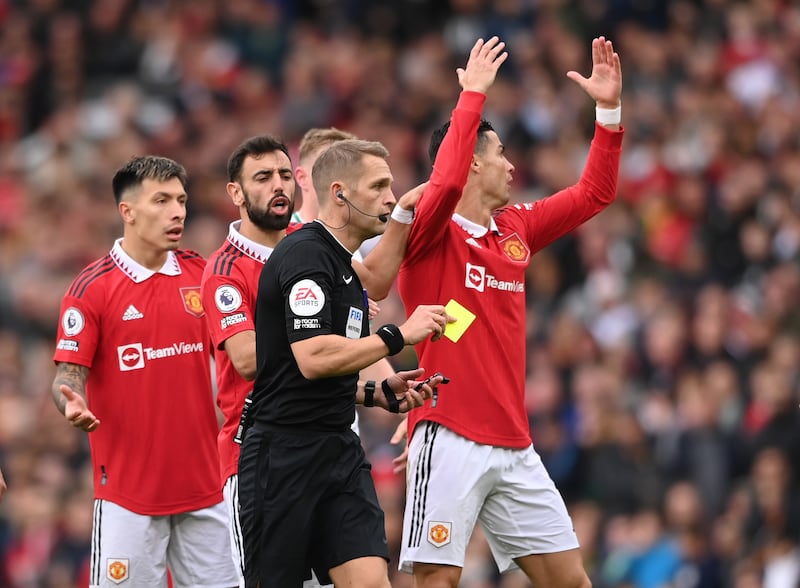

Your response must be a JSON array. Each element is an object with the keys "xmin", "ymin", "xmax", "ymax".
[{"xmin": 52, "ymin": 363, "xmax": 88, "ymax": 415}]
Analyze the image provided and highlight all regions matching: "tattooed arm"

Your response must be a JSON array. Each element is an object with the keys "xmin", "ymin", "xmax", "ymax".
[{"xmin": 51, "ymin": 362, "xmax": 100, "ymax": 432}]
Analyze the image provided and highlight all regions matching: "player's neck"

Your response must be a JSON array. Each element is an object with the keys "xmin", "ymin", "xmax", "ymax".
[
  {"xmin": 454, "ymin": 197, "xmax": 492, "ymax": 229},
  {"xmin": 238, "ymin": 216, "xmax": 286, "ymax": 249},
  {"xmin": 119, "ymin": 237, "xmax": 170, "ymax": 271}
]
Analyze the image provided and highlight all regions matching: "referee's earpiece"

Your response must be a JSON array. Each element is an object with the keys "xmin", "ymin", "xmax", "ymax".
[{"xmin": 336, "ymin": 190, "xmax": 345, "ymax": 200}]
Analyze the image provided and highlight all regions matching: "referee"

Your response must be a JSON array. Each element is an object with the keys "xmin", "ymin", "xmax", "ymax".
[{"xmin": 239, "ymin": 138, "xmax": 450, "ymax": 587}]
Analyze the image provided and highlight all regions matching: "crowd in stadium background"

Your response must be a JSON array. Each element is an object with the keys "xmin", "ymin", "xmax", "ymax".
[{"xmin": 1, "ymin": 0, "xmax": 799, "ymax": 586}]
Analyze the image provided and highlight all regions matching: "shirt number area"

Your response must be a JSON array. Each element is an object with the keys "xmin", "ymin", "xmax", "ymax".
[{"xmin": 345, "ymin": 307, "xmax": 363, "ymax": 339}]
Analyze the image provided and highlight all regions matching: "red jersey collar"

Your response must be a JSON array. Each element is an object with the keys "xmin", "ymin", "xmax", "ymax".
[
  {"xmin": 110, "ymin": 239, "xmax": 182, "ymax": 283},
  {"xmin": 226, "ymin": 221, "xmax": 275, "ymax": 263}
]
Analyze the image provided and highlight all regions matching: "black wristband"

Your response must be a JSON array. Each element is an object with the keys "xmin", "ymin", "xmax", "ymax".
[
  {"xmin": 376, "ymin": 323, "xmax": 405, "ymax": 356},
  {"xmin": 381, "ymin": 378, "xmax": 401, "ymax": 413},
  {"xmin": 364, "ymin": 380, "xmax": 376, "ymax": 407}
]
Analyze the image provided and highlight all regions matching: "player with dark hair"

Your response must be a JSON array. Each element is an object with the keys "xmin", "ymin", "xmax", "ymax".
[
  {"xmin": 202, "ymin": 133, "xmax": 427, "ymax": 588},
  {"xmin": 51, "ymin": 155, "xmax": 238, "ymax": 588},
  {"xmin": 396, "ymin": 36, "xmax": 624, "ymax": 588}
]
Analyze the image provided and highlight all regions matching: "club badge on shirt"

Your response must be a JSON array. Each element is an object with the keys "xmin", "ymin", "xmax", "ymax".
[
  {"xmin": 180, "ymin": 287, "xmax": 205, "ymax": 317},
  {"xmin": 499, "ymin": 232, "xmax": 530, "ymax": 263}
]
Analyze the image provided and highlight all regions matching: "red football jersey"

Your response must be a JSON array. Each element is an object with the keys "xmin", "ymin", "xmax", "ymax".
[
  {"xmin": 202, "ymin": 222, "xmax": 273, "ymax": 482},
  {"xmin": 53, "ymin": 240, "xmax": 222, "ymax": 515},
  {"xmin": 399, "ymin": 92, "xmax": 624, "ymax": 448},
  {"xmin": 201, "ymin": 221, "xmax": 304, "ymax": 483}
]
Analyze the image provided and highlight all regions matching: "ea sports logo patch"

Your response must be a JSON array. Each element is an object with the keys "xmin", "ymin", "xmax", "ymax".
[
  {"xmin": 289, "ymin": 279, "xmax": 325, "ymax": 317},
  {"xmin": 215, "ymin": 284, "xmax": 243, "ymax": 313},
  {"xmin": 465, "ymin": 263, "xmax": 485, "ymax": 292},
  {"xmin": 117, "ymin": 343, "xmax": 145, "ymax": 371},
  {"xmin": 106, "ymin": 558, "xmax": 129, "ymax": 584},
  {"xmin": 427, "ymin": 521, "xmax": 452, "ymax": 547},
  {"xmin": 62, "ymin": 307, "xmax": 85, "ymax": 336}
]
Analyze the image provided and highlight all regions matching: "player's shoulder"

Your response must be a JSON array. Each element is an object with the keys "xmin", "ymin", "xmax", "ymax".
[
  {"xmin": 175, "ymin": 248, "xmax": 207, "ymax": 274},
  {"xmin": 66, "ymin": 253, "xmax": 116, "ymax": 299},
  {"xmin": 493, "ymin": 203, "xmax": 532, "ymax": 225},
  {"xmin": 204, "ymin": 242, "xmax": 248, "ymax": 278}
]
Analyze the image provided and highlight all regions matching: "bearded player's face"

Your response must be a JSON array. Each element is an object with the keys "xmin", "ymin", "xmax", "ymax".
[{"xmin": 238, "ymin": 151, "xmax": 296, "ymax": 231}]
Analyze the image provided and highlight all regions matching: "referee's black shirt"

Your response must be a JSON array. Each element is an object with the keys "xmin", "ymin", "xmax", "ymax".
[{"xmin": 251, "ymin": 221, "xmax": 370, "ymax": 431}]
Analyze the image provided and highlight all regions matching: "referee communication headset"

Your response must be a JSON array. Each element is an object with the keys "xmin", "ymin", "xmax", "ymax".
[{"xmin": 336, "ymin": 190, "xmax": 388, "ymax": 223}]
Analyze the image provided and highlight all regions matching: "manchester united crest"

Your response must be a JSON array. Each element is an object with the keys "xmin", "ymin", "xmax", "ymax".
[
  {"xmin": 106, "ymin": 558, "xmax": 129, "ymax": 584},
  {"xmin": 427, "ymin": 521, "xmax": 452, "ymax": 547},
  {"xmin": 499, "ymin": 233, "xmax": 529, "ymax": 263},
  {"xmin": 179, "ymin": 287, "xmax": 205, "ymax": 317}
]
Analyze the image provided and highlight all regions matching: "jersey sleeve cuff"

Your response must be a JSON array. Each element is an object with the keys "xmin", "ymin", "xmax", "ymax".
[
  {"xmin": 457, "ymin": 91, "xmax": 487, "ymax": 114},
  {"xmin": 594, "ymin": 121, "xmax": 625, "ymax": 149}
]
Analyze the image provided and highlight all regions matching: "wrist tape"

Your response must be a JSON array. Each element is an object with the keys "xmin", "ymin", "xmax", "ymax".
[
  {"xmin": 596, "ymin": 105, "xmax": 621, "ymax": 125},
  {"xmin": 390, "ymin": 206, "xmax": 414, "ymax": 224}
]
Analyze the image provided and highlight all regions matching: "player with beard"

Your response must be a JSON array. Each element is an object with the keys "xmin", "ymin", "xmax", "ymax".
[
  {"xmin": 201, "ymin": 135, "xmax": 426, "ymax": 587},
  {"xmin": 201, "ymin": 135, "xmax": 297, "ymax": 586}
]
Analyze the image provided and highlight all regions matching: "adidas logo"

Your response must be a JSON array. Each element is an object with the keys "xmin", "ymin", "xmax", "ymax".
[{"xmin": 122, "ymin": 305, "xmax": 144, "ymax": 321}]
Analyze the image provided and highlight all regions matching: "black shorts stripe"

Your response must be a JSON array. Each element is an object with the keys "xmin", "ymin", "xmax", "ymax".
[
  {"xmin": 229, "ymin": 476, "xmax": 245, "ymax": 576},
  {"xmin": 69, "ymin": 256, "xmax": 113, "ymax": 298},
  {"xmin": 91, "ymin": 499, "xmax": 103, "ymax": 584},
  {"xmin": 409, "ymin": 421, "xmax": 439, "ymax": 548}
]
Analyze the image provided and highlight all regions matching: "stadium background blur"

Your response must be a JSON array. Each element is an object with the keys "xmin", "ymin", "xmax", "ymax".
[{"xmin": 1, "ymin": 0, "xmax": 800, "ymax": 586}]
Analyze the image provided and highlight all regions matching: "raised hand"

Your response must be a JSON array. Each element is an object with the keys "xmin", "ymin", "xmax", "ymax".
[
  {"xmin": 566, "ymin": 36, "xmax": 622, "ymax": 109},
  {"xmin": 458, "ymin": 36, "xmax": 509, "ymax": 95},
  {"xmin": 60, "ymin": 384, "xmax": 100, "ymax": 432}
]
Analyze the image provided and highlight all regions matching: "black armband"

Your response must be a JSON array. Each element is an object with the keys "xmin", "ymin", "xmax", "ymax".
[
  {"xmin": 376, "ymin": 323, "xmax": 405, "ymax": 356},
  {"xmin": 381, "ymin": 378, "xmax": 401, "ymax": 413},
  {"xmin": 364, "ymin": 380, "xmax": 376, "ymax": 407}
]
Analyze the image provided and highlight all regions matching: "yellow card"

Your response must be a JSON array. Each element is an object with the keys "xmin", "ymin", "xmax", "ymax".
[{"xmin": 444, "ymin": 299, "xmax": 476, "ymax": 343}]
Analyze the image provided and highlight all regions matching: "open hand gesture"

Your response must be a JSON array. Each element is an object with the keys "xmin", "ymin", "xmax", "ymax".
[
  {"xmin": 458, "ymin": 36, "xmax": 508, "ymax": 95},
  {"xmin": 566, "ymin": 36, "xmax": 622, "ymax": 109},
  {"xmin": 60, "ymin": 385, "xmax": 100, "ymax": 432}
]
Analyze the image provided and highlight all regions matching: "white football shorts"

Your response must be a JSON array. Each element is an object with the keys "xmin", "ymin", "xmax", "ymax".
[
  {"xmin": 89, "ymin": 498, "xmax": 240, "ymax": 588},
  {"xmin": 400, "ymin": 422, "xmax": 580, "ymax": 574}
]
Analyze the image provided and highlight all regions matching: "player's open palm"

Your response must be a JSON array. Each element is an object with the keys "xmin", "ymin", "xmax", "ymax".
[
  {"xmin": 566, "ymin": 36, "xmax": 622, "ymax": 109},
  {"xmin": 400, "ymin": 305, "xmax": 454, "ymax": 344},
  {"xmin": 458, "ymin": 36, "xmax": 508, "ymax": 95},
  {"xmin": 60, "ymin": 385, "xmax": 100, "ymax": 432}
]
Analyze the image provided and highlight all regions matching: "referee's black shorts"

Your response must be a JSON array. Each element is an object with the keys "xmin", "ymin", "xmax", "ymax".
[{"xmin": 238, "ymin": 425, "xmax": 389, "ymax": 587}]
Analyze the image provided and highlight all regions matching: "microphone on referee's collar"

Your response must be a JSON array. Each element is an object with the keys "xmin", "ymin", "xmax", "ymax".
[{"xmin": 336, "ymin": 190, "xmax": 388, "ymax": 223}]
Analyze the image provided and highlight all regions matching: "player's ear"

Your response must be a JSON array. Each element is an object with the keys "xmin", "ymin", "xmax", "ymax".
[
  {"xmin": 294, "ymin": 165, "xmax": 308, "ymax": 189},
  {"xmin": 118, "ymin": 200, "xmax": 135, "ymax": 224},
  {"xmin": 226, "ymin": 182, "xmax": 244, "ymax": 206}
]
